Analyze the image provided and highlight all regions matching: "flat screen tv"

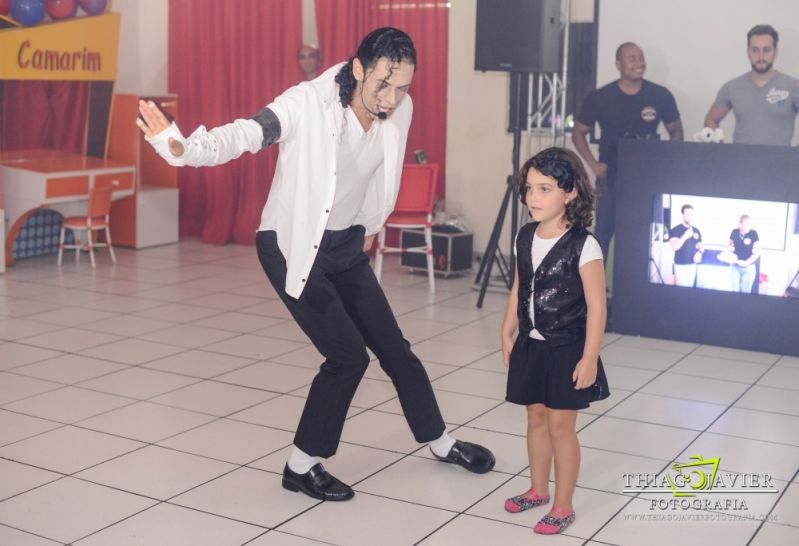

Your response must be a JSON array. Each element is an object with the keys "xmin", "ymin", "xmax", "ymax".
[{"xmin": 612, "ymin": 140, "xmax": 799, "ymax": 356}]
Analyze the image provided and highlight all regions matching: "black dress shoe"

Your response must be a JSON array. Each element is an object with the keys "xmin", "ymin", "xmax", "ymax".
[
  {"xmin": 282, "ymin": 463, "xmax": 354, "ymax": 501},
  {"xmin": 432, "ymin": 440, "xmax": 496, "ymax": 474}
]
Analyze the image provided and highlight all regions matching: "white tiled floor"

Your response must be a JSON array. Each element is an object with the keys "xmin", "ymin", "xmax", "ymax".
[{"xmin": 1, "ymin": 240, "xmax": 797, "ymax": 545}]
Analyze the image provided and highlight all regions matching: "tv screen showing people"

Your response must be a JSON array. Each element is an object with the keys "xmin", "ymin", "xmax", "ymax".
[{"xmin": 648, "ymin": 194, "xmax": 799, "ymax": 298}]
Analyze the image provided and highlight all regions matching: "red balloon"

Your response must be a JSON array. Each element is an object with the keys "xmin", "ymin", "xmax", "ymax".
[
  {"xmin": 45, "ymin": 0, "xmax": 75, "ymax": 19},
  {"xmin": 0, "ymin": 0, "xmax": 10, "ymax": 16}
]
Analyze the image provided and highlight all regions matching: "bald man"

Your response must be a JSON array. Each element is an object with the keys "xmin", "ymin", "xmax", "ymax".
[
  {"xmin": 298, "ymin": 44, "xmax": 321, "ymax": 81},
  {"xmin": 572, "ymin": 42, "xmax": 683, "ymax": 258}
]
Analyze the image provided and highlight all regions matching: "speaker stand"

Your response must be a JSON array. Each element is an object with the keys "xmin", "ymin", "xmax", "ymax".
[{"xmin": 475, "ymin": 73, "xmax": 527, "ymax": 308}]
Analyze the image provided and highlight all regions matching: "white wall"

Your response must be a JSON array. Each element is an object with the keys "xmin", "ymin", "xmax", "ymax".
[
  {"xmin": 597, "ymin": 0, "xmax": 799, "ymax": 142},
  {"xmin": 445, "ymin": 1, "xmax": 515, "ymax": 253},
  {"xmin": 302, "ymin": 0, "xmax": 319, "ymax": 46},
  {"xmin": 113, "ymin": 0, "xmax": 169, "ymax": 95}
]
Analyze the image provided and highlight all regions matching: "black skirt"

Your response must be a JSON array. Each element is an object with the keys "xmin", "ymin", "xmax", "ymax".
[{"xmin": 506, "ymin": 336, "xmax": 610, "ymax": 410}]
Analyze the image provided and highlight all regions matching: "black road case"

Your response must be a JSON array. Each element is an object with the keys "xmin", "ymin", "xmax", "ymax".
[{"xmin": 399, "ymin": 226, "xmax": 473, "ymax": 277}]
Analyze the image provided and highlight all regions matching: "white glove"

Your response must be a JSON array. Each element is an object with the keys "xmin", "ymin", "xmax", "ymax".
[
  {"xmin": 693, "ymin": 127, "xmax": 725, "ymax": 144},
  {"xmin": 146, "ymin": 122, "xmax": 188, "ymax": 166},
  {"xmin": 146, "ymin": 123, "xmax": 221, "ymax": 167},
  {"xmin": 693, "ymin": 127, "xmax": 715, "ymax": 143}
]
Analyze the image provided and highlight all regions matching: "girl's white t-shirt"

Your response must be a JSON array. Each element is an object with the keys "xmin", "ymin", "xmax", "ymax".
[{"xmin": 515, "ymin": 229, "xmax": 603, "ymax": 340}]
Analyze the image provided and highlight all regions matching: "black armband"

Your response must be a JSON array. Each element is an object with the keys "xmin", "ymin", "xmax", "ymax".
[{"xmin": 250, "ymin": 107, "xmax": 281, "ymax": 149}]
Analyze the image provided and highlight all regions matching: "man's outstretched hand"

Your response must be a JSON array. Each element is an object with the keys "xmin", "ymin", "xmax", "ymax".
[{"xmin": 136, "ymin": 100, "xmax": 185, "ymax": 157}]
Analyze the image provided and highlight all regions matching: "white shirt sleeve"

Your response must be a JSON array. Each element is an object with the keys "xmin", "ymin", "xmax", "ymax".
[
  {"xmin": 579, "ymin": 235, "xmax": 604, "ymax": 267},
  {"xmin": 265, "ymin": 82, "xmax": 310, "ymax": 143},
  {"xmin": 146, "ymin": 119, "xmax": 264, "ymax": 167}
]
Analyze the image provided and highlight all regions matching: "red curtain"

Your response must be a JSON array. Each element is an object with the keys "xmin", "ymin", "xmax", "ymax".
[
  {"xmin": 168, "ymin": 0, "xmax": 302, "ymax": 244},
  {"xmin": 1, "ymin": 81, "xmax": 88, "ymax": 153},
  {"xmin": 315, "ymin": 0, "xmax": 449, "ymax": 198}
]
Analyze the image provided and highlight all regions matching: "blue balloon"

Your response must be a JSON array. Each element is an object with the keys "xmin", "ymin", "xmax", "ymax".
[{"xmin": 10, "ymin": 0, "xmax": 45, "ymax": 26}]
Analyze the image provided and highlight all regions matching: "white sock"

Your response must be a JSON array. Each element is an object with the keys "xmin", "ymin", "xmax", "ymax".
[
  {"xmin": 428, "ymin": 430, "xmax": 457, "ymax": 457},
  {"xmin": 287, "ymin": 445, "xmax": 318, "ymax": 474}
]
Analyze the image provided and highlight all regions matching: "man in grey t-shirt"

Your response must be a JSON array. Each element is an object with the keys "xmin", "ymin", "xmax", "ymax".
[{"xmin": 704, "ymin": 24, "xmax": 799, "ymax": 146}]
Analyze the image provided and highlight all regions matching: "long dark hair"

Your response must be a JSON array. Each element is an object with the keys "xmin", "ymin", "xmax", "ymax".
[
  {"xmin": 518, "ymin": 147, "xmax": 596, "ymax": 228},
  {"xmin": 335, "ymin": 27, "xmax": 416, "ymax": 107}
]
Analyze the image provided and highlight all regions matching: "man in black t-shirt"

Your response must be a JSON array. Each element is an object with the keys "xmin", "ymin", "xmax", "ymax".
[
  {"xmin": 668, "ymin": 204, "xmax": 704, "ymax": 287},
  {"xmin": 572, "ymin": 42, "xmax": 683, "ymax": 258},
  {"xmin": 728, "ymin": 214, "xmax": 761, "ymax": 293}
]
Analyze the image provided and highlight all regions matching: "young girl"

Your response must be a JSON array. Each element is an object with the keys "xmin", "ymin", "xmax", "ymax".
[{"xmin": 500, "ymin": 147, "xmax": 610, "ymax": 535}]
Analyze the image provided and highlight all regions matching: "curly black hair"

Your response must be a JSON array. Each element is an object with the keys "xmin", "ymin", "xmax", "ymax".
[
  {"xmin": 335, "ymin": 27, "xmax": 416, "ymax": 108},
  {"xmin": 518, "ymin": 147, "xmax": 596, "ymax": 228}
]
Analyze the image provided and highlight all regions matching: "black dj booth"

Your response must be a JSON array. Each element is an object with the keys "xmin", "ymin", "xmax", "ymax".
[{"xmin": 611, "ymin": 139, "xmax": 799, "ymax": 357}]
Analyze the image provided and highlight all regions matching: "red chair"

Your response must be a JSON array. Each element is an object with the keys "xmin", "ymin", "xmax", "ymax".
[
  {"xmin": 375, "ymin": 164, "xmax": 439, "ymax": 293},
  {"xmin": 58, "ymin": 186, "xmax": 117, "ymax": 268}
]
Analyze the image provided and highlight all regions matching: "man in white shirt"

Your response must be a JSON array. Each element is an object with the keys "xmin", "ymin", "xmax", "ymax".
[{"xmin": 137, "ymin": 27, "xmax": 495, "ymax": 502}]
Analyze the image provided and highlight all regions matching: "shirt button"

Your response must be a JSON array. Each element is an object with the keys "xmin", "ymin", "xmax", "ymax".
[
  {"xmin": 302, "ymin": 278, "xmax": 306, "ymax": 282},
  {"xmin": 313, "ymin": 245, "xmax": 318, "ymax": 249},
  {"xmin": 325, "ymin": 209, "xmax": 330, "ymax": 213}
]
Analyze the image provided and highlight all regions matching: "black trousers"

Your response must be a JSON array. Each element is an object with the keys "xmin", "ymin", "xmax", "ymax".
[
  {"xmin": 256, "ymin": 227, "xmax": 446, "ymax": 458},
  {"xmin": 594, "ymin": 175, "xmax": 616, "ymax": 258}
]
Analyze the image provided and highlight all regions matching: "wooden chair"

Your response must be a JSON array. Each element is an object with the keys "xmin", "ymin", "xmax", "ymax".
[{"xmin": 58, "ymin": 186, "xmax": 116, "ymax": 268}]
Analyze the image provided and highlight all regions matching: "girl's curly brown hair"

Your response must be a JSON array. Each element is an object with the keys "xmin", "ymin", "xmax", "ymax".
[{"xmin": 517, "ymin": 147, "xmax": 595, "ymax": 228}]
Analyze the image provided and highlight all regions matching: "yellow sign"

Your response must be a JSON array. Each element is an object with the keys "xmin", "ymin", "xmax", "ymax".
[{"xmin": 0, "ymin": 13, "xmax": 119, "ymax": 81}]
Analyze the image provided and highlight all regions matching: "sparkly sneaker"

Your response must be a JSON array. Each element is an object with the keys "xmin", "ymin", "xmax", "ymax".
[
  {"xmin": 533, "ymin": 507, "xmax": 576, "ymax": 534},
  {"xmin": 503, "ymin": 489, "xmax": 550, "ymax": 513}
]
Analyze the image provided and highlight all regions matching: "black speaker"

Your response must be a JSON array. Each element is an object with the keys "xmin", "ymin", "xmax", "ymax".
[
  {"xmin": 652, "ymin": 194, "xmax": 665, "ymax": 226},
  {"xmin": 474, "ymin": 0, "xmax": 562, "ymax": 73},
  {"xmin": 565, "ymin": 22, "xmax": 597, "ymax": 118}
]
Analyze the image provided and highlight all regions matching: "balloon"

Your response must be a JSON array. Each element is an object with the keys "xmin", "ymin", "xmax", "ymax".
[
  {"xmin": 77, "ymin": 0, "xmax": 105, "ymax": 15},
  {"xmin": 10, "ymin": 0, "xmax": 45, "ymax": 26},
  {"xmin": 0, "ymin": 0, "xmax": 10, "ymax": 16},
  {"xmin": 45, "ymin": 0, "xmax": 76, "ymax": 19}
]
